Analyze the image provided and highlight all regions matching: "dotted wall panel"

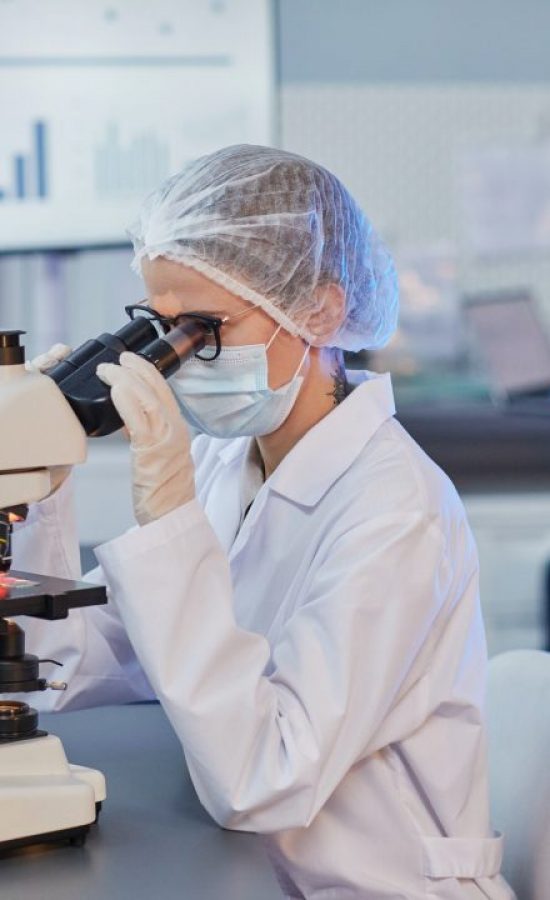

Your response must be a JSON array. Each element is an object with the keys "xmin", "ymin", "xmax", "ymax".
[{"xmin": 281, "ymin": 83, "xmax": 550, "ymax": 330}]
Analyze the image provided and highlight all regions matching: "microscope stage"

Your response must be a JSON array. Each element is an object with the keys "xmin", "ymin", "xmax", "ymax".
[{"xmin": 0, "ymin": 571, "xmax": 107, "ymax": 619}]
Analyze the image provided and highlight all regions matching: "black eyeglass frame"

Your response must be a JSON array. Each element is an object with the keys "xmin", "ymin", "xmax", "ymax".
[{"xmin": 124, "ymin": 303, "xmax": 225, "ymax": 361}]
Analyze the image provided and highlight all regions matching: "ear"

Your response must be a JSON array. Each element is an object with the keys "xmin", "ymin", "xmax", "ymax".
[{"xmin": 304, "ymin": 283, "xmax": 346, "ymax": 347}]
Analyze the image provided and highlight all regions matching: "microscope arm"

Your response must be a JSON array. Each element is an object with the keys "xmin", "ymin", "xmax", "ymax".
[
  {"xmin": 0, "ymin": 363, "xmax": 87, "ymax": 571},
  {"xmin": 0, "ymin": 364, "xmax": 87, "ymax": 510}
]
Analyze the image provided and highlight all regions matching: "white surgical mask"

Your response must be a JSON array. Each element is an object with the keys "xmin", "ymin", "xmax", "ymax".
[{"xmin": 170, "ymin": 327, "xmax": 310, "ymax": 438}]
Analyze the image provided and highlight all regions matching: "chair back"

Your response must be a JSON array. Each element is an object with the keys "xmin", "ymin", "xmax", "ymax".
[{"xmin": 487, "ymin": 650, "xmax": 550, "ymax": 900}]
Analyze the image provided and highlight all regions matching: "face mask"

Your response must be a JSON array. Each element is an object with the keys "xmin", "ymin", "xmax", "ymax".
[{"xmin": 170, "ymin": 327, "xmax": 310, "ymax": 439}]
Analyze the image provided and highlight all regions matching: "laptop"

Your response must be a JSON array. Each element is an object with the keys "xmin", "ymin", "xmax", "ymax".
[{"xmin": 463, "ymin": 290, "xmax": 550, "ymax": 413}]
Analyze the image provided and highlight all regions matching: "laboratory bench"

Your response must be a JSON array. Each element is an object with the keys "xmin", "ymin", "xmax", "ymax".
[{"xmin": 0, "ymin": 703, "xmax": 283, "ymax": 900}]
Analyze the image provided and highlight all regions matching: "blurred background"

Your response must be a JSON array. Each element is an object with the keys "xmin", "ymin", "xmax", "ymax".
[{"xmin": 2, "ymin": 0, "xmax": 550, "ymax": 656}]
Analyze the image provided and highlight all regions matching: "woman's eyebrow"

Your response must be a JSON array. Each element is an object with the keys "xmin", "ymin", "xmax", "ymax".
[{"xmin": 149, "ymin": 300, "xmax": 227, "ymax": 317}]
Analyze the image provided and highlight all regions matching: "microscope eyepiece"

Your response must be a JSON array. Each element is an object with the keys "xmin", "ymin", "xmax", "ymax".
[
  {"xmin": 47, "ymin": 316, "xmax": 209, "ymax": 436},
  {"xmin": 1, "ymin": 316, "xmax": 209, "ymax": 438}
]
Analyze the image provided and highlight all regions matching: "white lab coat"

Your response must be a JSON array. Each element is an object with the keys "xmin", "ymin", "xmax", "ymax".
[{"xmin": 12, "ymin": 372, "xmax": 515, "ymax": 899}]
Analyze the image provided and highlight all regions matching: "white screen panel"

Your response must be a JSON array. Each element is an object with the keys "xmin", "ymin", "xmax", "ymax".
[{"xmin": 0, "ymin": 0, "xmax": 274, "ymax": 251}]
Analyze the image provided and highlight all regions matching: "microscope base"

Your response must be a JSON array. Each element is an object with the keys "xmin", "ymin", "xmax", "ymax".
[{"xmin": 0, "ymin": 733, "xmax": 106, "ymax": 848}]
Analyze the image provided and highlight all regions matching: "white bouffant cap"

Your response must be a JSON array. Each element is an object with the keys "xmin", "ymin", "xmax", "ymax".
[{"xmin": 128, "ymin": 144, "xmax": 398, "ymax": 351}]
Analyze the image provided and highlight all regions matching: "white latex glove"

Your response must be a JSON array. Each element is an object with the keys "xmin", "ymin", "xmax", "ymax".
[
  {"xmin": 96, "ymin": 351, "xmax": 195, "ymax": 526},
  {"xmin": 27, "ymin": 343, "xmax": 73, "ymax": 495},
  {"xmin": 26, "ymin": 342, "xmax": 72, "ymax": 374}
]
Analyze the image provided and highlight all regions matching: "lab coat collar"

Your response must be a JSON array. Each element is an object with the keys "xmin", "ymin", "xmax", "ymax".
[
  {"xmin": 268, "ymin": 371, "xmax": 395, "ymax": 507},
  {"xmin": 217, "ymin": 371, "xmax": 395, "ymax": 508}
]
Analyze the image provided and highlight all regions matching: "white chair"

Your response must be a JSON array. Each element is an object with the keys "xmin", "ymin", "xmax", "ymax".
[{"xmin": 487, "ymin": 650, "xmax": 550, "ymax": 900}]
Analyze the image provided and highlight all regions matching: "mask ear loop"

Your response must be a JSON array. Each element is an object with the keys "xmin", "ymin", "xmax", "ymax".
[
  {"xmin": 293, "ymin": 342, "xmax": 311, "ymax": 380},
  {"xmin": 265, "ymin": 323, "xmax": 283, "ymax": 351},
  {"xmin": 266, "ymin": 324, "xmax": 311, "ymax": 381}
]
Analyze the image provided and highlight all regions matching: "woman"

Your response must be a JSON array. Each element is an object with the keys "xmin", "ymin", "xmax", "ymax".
[{"xmin": 15, "ymin": 145, "xmax": 513, "ymax": 898}]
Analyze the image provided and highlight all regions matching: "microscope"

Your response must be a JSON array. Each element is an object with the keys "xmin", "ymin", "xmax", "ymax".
[{"xmin": 0, "ymin": 315, "xmax": 208, "ymax": 850}]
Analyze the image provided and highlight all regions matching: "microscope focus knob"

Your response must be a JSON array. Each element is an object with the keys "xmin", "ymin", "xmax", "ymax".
[
  {"xmin": 46, "ymin": 680, "xmax": 68, "ymax": 691},
  {"xmin": 0, "ymin": 619, "xmax": 25, "ymax": 658}
]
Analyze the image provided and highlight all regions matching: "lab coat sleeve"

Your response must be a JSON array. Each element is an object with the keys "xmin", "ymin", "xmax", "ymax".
[
  {"xmin": 10, "ymin": 476, "xmax": 155, "ymax": 711},
  {"xmin": 96, "ymin": 498, "xmax": 451, "ymax": 833}
]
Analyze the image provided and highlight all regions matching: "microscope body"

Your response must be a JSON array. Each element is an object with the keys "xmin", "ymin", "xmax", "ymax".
[
  {"xmin": 0, "ymin": 335, "xmax": 104, "ymax": 849},
  {"xmin": 0, "ymin": 318, "xmax": 207, "ymax": 848}
]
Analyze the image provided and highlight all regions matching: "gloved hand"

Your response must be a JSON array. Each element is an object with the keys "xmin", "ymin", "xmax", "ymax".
[
  {"xmin": 96, "ymin": 352, "xmax": 195, "ymax": 526},
  {"xmin": 26, "ymin": 342, "xmax": 72, "ymax": 374},
  {"xmin": 27, "ymin": 343, "xmax": 73, "ymax": 496}
]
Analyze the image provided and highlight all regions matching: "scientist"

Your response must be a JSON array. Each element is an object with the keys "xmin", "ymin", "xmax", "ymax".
[{"xmin": 15, "ymin": 146, "xmax": 513, "ymax": 899}]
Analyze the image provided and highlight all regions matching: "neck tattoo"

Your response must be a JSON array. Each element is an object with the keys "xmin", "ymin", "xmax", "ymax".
[{"xmin": 328, "ymin": 360, "xmax": 352, "ymax": 407}]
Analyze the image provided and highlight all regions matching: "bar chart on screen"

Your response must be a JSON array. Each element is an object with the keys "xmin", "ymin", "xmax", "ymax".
[
  {"xmin": 0, "ymin": 0, "xmax": 274, "ymax": 251},
  {"xmin": 94, "ymin": 124, "xmax": 170, "ymax": 198},
  {"xmin": 0, "ymin": 121, "xmax": 48, "ymax": 203}
]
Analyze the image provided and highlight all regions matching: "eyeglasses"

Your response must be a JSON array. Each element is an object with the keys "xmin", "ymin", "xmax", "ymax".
[
  {"xmin": 125, "ymin": 302, "xmax": 224, "ymax": 361},
  {"xmin": 125, "ymin": 300, "xmax": 262, "ymax": 362}
]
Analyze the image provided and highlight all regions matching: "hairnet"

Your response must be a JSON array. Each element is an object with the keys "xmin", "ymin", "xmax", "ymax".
[{"xmin": 128, "ymin": 145, "xmax": 398, "ymax": 351}]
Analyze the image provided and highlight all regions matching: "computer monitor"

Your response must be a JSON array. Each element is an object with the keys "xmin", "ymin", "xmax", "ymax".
[
  {"xmin": 0, "ymin": 0, "xmax": 274, "ymax": 253},
  {"xmin": 463, "ymin": 290, "xmax": 550, "ymax": 398}
]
